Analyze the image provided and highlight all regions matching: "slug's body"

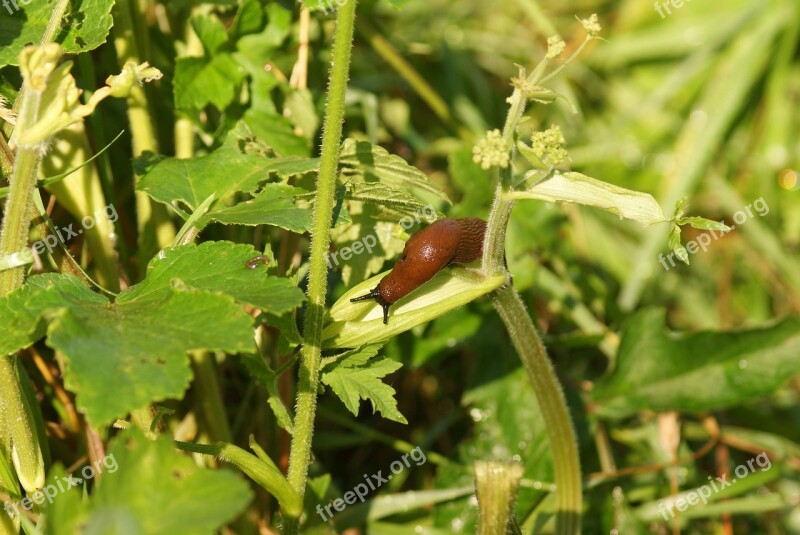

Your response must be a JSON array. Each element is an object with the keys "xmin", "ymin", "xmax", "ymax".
[{"xmin": 350, "ymin": 218, "xmax": 487, "ymax": 324}]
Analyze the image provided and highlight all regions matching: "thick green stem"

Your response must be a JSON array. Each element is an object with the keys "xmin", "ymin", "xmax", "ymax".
[
  {"xmin": 475, "ymin": 461, "xmax": 525, "ymax": 535},
  {"xmin": 283, "ymin": 1, "xmax": 357, "ymax": 532},
  {"xmin": 492, "ymin": 286, "xmax": 581, "ymax": 533},
  {"xmin": 0, "ymin": 120, "xmax": 46, "ymax": 498},
  {"xmin": 481, "ymin": 56, "xmax": 583, "ymax": 534},
  {"xmin": 0, "ymin": 147, "xmax": 38, "ymax": 294}
]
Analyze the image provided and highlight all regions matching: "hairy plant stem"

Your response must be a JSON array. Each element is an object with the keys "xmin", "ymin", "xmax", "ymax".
[
  {"xmin": 0, "ymin": 73, "xmax": 49, "ymax": 494},
  {"xmin": 283, "ymin": 1, "xmax": 357, "ymax": 532},
  {"xmin": 481, "ymin": 59, "xmax": 582, "ymax": 534},
  {"xmin": 491, "ymin": 287, "xmax": 581, "ymax": 533}
]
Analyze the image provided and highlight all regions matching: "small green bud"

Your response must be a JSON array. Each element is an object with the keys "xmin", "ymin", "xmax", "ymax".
[
  {"xmin": 546, "ymin": 35, "xmax": 566, "ymax": 59},
  {"xmin": 580, "ymin": 14, "xmax": 602, "ymax": 38},
  {"xmin": 531, "ymin": 125, "xmax": 568, "ymax": 166},
  {"xmin": 473, "ymin": 129, "xmax": 511, "ymax": 170}
]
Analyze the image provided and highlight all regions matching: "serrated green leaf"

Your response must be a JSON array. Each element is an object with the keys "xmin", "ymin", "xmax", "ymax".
[
  {"xmin": 509, "ymin": 171, "xmax": 669, "ymax": 226},
  {"xmin": 48, "ymin": 284, "xmax": 255, "ymax": 426},
  {"xmin": 591, "ymin": 309, "xmax": 800, "ymax": 418},
  {"xmin": 0, "ymin": 0, "xmax": 115, "ymax": 66},
  {"xmin": 321, "ymin": 345, "xmax": 407, "ymax": 423},
  {"xmin": 344, "ymin": 181, "xmax": 441, "ymax": 216},
  {"xmin": 46, "ymin": 429, "xmax": 252, "ymax": 535},
  {"xmin": 201, "ymin": 184, "xmax": 312, "ymax": 233},
  {"xmin": 174, "ymin": 54, "xmax": 245, "ymax": 110},
  {"xmin": 339, "ymin": 139, "xmax": 450, "ymax": 204},
  {"xmin": 119, "ymin": 241, "xmax": 305, "ymax": 315},
  {"xmin": 0, "ymin": 274, "xmax": 255, "ymax": 426}
]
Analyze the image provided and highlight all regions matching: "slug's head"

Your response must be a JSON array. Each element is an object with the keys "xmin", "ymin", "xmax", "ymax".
[{"xmin": 350, "ymin": 286, "xmax": 392, "ymax": 324}]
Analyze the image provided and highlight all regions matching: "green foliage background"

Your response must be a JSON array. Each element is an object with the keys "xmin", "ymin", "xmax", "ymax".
[{"xmin": 0, "ymin": 0, "xmax": 798, "ymax": 533}]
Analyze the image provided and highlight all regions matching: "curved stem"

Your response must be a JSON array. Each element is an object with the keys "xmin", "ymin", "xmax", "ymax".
[
  {"xmin": 481, "ymin": 57, "xmax": 583, "ymax": 533},
  {"xmin": 283, "ymin": 1, "xmax": 358, "ymax": 532},
  {"xmin": 492, "ymin": 286, "xmax": 581, "ymax": 533}
]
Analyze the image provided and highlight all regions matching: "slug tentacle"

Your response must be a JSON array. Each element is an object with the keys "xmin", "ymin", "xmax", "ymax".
[{"xmin": 350, "ymin": 287, "xmax": 391, "ymax": 324}]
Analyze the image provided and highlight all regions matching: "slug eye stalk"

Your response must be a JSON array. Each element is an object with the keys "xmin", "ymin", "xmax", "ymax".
[{"xmin": 350, "ymin": 287, "xmax": 391, "ymax": 324}]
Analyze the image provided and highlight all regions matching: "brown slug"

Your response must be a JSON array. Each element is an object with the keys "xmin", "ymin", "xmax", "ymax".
[{"xmin": 350, "ymin": 218, "xmax": 487, "ymax": 324}]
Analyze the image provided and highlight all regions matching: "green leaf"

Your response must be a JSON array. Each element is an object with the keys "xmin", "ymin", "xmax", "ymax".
[
  {"xmin": 46, "ymin": 429, "xmax": 252, "ymax": 535},
  {"xmin": 201, "ymin": 184, "xmax": 313, "ymax": 233},
  {"xmin": 0, "ymin": 274, "xmax": 255, "ymax": 426},
  {"xmin": 52, "ymin": 285, "xmax": 255, "ymax": 427},
  {"xmin": 137, "ymin": 147, "xmax": 314, "ymax": 232},
  {"xmin": 191, "ymin": 14, "xmax": 229, "ymax": 55},
  {"xmin": 339, "ymin": 139, "xmax": 450, "ymax": 205},
  {"xmin": 0, "ymin": 0, "xmax": 115, "ymax": 66},
  {"xmin": 243, "ymin": 108, "xmax": 310, "ymax": 156},
  {"xmin": 321, "ymin": 344, "xmax": 407, "ymax": 423},
  {"xmin": 667, "ymin": 223, "xmax": 682, "ymax": 252},
  {"xmin": 229, "ymin": 0, "xmax": 265, "ymax": 40},
  {"xmin": 176, "ymin": 439, "xmax": 301, "ymax": 517},
  {"xmin": 592, "ymin": 309, "xmax": 800, "ymax": 418},
  {"xmin": 677, "ymin": 216, "xmax": 732, "ymax": 232},
  {"xmin": 509, "ymin": 171, "xmax": 669, "ymax": 226},
  {"xmin": 240, "ymin": 353, "xmax": 294, "ymax": 433},
  {"xmin": 174, "ymin": 54, "xmax": 245, "ymax": 110},
  {"xmin": 328, "ymin": 206, "xmax": 405, "ymax": 286},
  {"xmin": 667, "ymin": 224, "xmax": 689, "ymax": 265},
  {"xmin": 672, "ymin": 196, "xmax": 689, "ymax": 219},
  {"xmin": 119, "ymin": 241, "xmax": 306, "ymax": 315},
  {"xmin": 136, "ymin": 147, "xmax": 268, "ymax": 208},
  {"xmin": 344, "ymin": 181, "xmax": 441, "ymax": 217},
  {"xmin": 0, "ymin": 274, "xmax": 72, "ymax": 356}
]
